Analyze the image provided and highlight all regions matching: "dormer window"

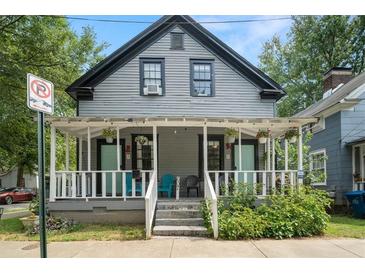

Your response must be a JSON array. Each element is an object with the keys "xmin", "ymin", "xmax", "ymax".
[
  {"xmin": 140, "ymin": 58, "xmax": 165, "ymax": 96},
  {"xmin": 170, "ymin": 33, "xmax": 184, "ymax": 50}
]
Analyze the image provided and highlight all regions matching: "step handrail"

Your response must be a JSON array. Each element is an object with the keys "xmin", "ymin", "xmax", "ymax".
[
  {"xmin": 145, "ymin": 170, "xmax": 157, "ymax": 239},
  {"xmin": 204, "ymin": 171, "xmax": 218, "ymax": 239}
]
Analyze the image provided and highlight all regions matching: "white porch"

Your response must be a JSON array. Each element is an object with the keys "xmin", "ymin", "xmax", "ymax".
[{"xmin": 46, "ymin": 116, "xmax": 316, "ymax": 238}]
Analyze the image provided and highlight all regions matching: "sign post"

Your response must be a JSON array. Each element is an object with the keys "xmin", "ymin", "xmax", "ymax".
[{"xmin": 27, "ymin": 73, "xmax": 54, "ymax": 258}]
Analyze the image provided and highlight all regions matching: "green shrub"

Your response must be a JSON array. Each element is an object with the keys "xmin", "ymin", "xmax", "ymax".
[
  {"xmin": 218, "ymin": 208, "xmax": 267, "ymax": 240},
  {"xmin": 202, "ymin": 185, "xmax": 332, "ymax": 240},
  {"xmin": 257, "ymin": 186, "xmax": 332, "ymax": 239},
  {"xmin": 29, "ymin": 195, "xmax": 39, "ymax": 215}
]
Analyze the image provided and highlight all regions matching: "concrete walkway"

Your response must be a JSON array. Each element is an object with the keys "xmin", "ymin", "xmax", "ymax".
[{"xmin": 0, "ymin": 238, "xmax": 364, "ymax": 258}]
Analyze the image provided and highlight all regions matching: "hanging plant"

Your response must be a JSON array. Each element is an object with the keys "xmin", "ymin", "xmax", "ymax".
[
  {"xmin": 285, "ymin": 128, "xmax": 299, "ymax": 143},
  {"xmin": 102, "ymin": 128, "xmax": 117, "ymax": 143},
  {"xmin": 225, "ymin": 128, "xmax": 238, "ymax": 144},
  {"xmin": 256, "ymin": 130, "xmax": 269, "ymax": 144},
  {"xmin": 135, "ymin": 135, "xmax": 148, "ymax": 145}
]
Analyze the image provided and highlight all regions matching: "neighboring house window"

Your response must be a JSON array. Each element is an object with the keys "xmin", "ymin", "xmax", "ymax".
[
  {"xmin": 309, "ymin": 149, "xmax": 327, "ymax": 185},
  {"xmin": 139, "ymin": 58, "xmax": 165, "ymax": 96},
  {"xmin": 170, "ymin": 33, "xmax": 184, "ymax": 49},
  {"xmin": 190, "ymin": 59, "xmax": 214, "ymax": 97}
]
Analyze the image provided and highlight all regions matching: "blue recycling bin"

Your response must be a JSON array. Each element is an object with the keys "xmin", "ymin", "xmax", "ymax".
[{"xmin": 345, "ymin": 191, "xmax": 365, "ymax": 218}]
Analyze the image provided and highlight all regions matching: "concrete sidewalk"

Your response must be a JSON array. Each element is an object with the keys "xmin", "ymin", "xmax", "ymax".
[{"xmin": 0, "ymin": 238, "xmax": 364, "ymax": 258}]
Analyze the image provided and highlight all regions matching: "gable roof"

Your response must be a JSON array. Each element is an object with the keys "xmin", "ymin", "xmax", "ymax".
[
  {"xmin": 66, "ymin": 15, "xmax": 285, "ymax": 101},
  {"xmin": 295, "ymin": 71, "xmax": 365, "ymax": 117}
]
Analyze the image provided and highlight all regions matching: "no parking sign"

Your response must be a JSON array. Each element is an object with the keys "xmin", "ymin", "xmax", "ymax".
[{"xmin": 27, "ymin": 73, "xmax": 54, "ymax": 114}]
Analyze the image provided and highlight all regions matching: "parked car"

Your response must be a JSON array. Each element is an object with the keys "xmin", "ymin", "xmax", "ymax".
[{"xmin": 0, "ymin": 187, "xmax": 36, "ymax": 205}]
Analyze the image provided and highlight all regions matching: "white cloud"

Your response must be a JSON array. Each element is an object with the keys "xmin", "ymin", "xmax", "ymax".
[{"xmin": 192, "ymin": 15, "xmax": 291, "ymax": 65}]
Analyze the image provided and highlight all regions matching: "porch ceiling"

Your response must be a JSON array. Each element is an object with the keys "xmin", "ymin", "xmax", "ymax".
[{"xmin": 45, "ymin": 116, "xmax": 317, "ymax": 138}]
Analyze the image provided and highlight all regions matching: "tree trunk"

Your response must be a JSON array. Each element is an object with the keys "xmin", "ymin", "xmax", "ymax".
[{"xmin": 16, "ymin": 164, "xmax": 24, "ymax": 187}]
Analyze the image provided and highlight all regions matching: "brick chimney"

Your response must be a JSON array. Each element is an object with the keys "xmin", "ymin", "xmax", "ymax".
[{"xmin": 323, "ymin": 67, "xmax": 353, "ymax": 93}]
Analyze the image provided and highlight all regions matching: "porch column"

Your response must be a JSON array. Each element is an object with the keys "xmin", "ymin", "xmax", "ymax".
[
  {"xmin": 117, "ymin": 127, "xmax": 120, "ymax": 170},
  {"xmin": 284, "ymin": 138, "xmax": 289, "ymax": 170},
  {"xmin": 297, "ymin": 125, "xmax": 303, "ymax": 184},
  {"xmin": 65, "ymin": 133, "xmax": 69, "ymax": 171},
  {"xmin": 49, "ymin": 125, "xmax": 56, "ymax": 202},
  {"xmin": 267, "ymin": 137, "xmax": 271, "ymax": 171},
  {"xmin": 271, "ymin": 137, "xmax": 276, "ymax": 192},
  {"xmin": 238, "ymin": 128, "xmax": 242, "ymax": 171},
  {"xmin": 87, "ymin": 127, "xmax": 91, "ymax": 171},
  {"xmin": 203, "ymin": 125, "xmax": 208, "ymax": 197},
  {"xmin": 361, "ymin": 145, "xmax": 364, "ymax": 190},
  {"xmin": 153, "ymin": 126, "xmax": 158, "ymax": 173},
  {"xmin": 78, "ymin": 137, "xmax": 83, "ymax": 170}
]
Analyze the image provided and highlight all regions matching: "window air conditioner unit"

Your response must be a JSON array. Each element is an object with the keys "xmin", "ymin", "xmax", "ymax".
[{"xmin": 143, "ymin": 84, "xmax": 162, "ymax": 95}]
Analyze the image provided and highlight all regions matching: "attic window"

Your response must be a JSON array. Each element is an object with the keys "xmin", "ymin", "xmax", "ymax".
[{"xmin": 170, "ymin": 33, "xmax": 184, "ymax": 50}]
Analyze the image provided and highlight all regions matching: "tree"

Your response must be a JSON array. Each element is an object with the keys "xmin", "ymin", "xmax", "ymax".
[
  {"xmin": 0, "ymin": 16, "xmax": 108, "ymax": 186},
  {"xmin": 259, "ymin": 16, "xmax": 365, "ymax": 117},
  {"xmin": 275, "ymin": 132, "xmax": 327, "ymax": 185}
]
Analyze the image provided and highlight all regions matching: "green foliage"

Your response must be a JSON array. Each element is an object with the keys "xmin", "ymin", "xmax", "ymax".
[
  {"xmin": 102, "ymin": 128, "xmax": 117, "ymax": 138},
  {"xmin": 224, "ymin": 128, "xmax": 238, "ymax": 138},
  {"xmin": 258, "ymin": 187, "xmax": 332, "ymax": 239},
  {"xmin": 275, "ymin": 132, "xmax": 327, "ymax": 185},
  {"xmin": 256, "ymin": 130, "xmax": 269, "ymax": 138},
  {"xmin": 218, "ymin": 208, "xmax": 267, "ymax": 240},
  {"xmin": 0, "ymin": 16, "xmax": 108, "ymax": 182},
  {"xmin": 284, "ymin": 128, "xmax": 299, "ymax": 140},
  {"xmin": 202, "ymin": 185, "xmax": 332, "ymax": 240},
  {"xmin": 259, "ymin": 16, "xmax": 365, "ymax": 117},
  {"xmin": 28, "ymin": 195, "xmax": 39, "ymax": 215}
]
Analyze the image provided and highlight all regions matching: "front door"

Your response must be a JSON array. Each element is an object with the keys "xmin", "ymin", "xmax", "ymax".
[
  {"xmin": 97, "ymin": 139, "xmax": 125, "ymax": 196},
  {"xmin": 233, "ymin": 140, "xmax": 258, "ymax": 184}
]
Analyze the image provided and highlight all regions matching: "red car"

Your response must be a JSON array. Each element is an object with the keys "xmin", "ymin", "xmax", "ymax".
[{"xmin": 0, "ymin": 187, "xmax": 36, "ymax": 205}]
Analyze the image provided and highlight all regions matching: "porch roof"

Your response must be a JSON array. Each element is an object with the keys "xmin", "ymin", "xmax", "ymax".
[{"xmin": 46, "ymin": 116, "xmax": 317, "ymax": 139}]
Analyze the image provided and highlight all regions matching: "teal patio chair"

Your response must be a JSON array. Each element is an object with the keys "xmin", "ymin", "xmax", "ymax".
[
  {"xmin": 158, "ymin": 174, "xmax": 175, "ymax": 198},
  {"xmin": 126, "ymin": 173, "xmax": 142, "ymax": 196}
]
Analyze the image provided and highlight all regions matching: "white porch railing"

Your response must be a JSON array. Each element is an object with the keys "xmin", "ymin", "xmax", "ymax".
[
  {"xmin": 53, "ymin": 170, "xmax": 153, "ymax": 200},
  {"xmin": 204, "ymin": 171, "xmax": 218, "ymax": 239},
  {"xmin": 207, "ymin": 170, "xmax": 298, "ymax": 197},
  {"xmin": 145, "ymin": 170, "xmax": 158, "ymax": 239}
]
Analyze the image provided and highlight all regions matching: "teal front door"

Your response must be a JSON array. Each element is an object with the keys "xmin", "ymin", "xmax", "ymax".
[
  {"xmin": 233, "ymin": 141, "xmax": 257, "ymax": 184},
  {"xmin": 98, "ymin": 139, "xmax": 124, "ymax": 196}
]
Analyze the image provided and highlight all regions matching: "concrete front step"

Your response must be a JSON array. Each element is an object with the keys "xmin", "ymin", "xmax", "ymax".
[
  {"xmin": 156, "ymin": 209, "xmax": 202, "ymax": 219},
  {"xmin": 153, "ymin": 225, "xmax": 208, "ymax": 237},
  {"xmin": 155, "ymin": 217, "xmax": 204, "ymax": 226},
  {"xmin": 157, "ymin": 202, "xmax": 201, "ymax": 210}
]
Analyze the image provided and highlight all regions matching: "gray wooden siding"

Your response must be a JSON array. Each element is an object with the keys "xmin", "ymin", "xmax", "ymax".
[
  {"xmin": 309, "ymin": 112, "xmax": 343, "ymax": 203},
  {"xmin": 339, "ymin": 94, "xmax": 365, "ymax": 196},
  {"xmin": 310, "ymin": 94, "xmax": 365, "ymax": 204},
  {"xmin": 78, "ymin": 27, "xmax": 275, "ymax": 118},
  {"xmin": 81, "ymin": 127, "xmax": 265, "ymax": 179}
]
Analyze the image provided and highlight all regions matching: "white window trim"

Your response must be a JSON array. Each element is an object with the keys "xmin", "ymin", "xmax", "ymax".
[{"xmin": 309, "ymin": 148, "xmax": 327, "ymax": 186}]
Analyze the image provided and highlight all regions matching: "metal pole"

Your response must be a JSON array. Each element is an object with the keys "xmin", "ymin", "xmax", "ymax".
[{"xmin": 37, "ymin": 112, "xmax": 47, "ymax": 258}]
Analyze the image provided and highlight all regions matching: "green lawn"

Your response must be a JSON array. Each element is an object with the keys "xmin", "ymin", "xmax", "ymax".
[
  {"xmin": 0, "ymin": 218, "xmax": 145, "ymax": 241},
  {"xmin": 325, "ymin": 215, "xmax": 365, "ymax": 239}
]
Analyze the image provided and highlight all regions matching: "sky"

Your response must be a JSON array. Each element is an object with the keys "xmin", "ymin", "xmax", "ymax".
[{"xmin": 68, "ymin": 15, "xmax": 292, "ymax": 66}]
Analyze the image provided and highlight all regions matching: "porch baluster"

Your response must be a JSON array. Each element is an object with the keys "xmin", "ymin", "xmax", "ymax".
[
  {"xmin": 81, "ymin": 172, "xmax": 86, "ymax": 198},
  {"xmin": 102, "ymin": 172, "xmax": 106, "ymax": 197},
  {"xmin": 92, "ymin": 172, "xmax": 96, "ymax": 198},
  {"xmin": 141, "ymin": 172, "xmax": 146, "ymax": 197},
  {"xmin": 71, "ymin": 173, "xmax": 76, "ymax": 198},
  {"xmin": 112, "ymin": 172, "xmax": 116, "ymax": 198}
]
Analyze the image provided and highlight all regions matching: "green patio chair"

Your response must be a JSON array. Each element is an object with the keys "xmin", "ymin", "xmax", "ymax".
[
  {"xmin": 158, "ymin": 174, "xmax": 175, "ymax": 198},
  {"xmin": 126, "ymin": 173, "xmax": 142, "ymax": 196}
]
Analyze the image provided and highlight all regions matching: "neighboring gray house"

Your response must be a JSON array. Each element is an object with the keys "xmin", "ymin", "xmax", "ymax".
[
  {"xmin": 295, "ymin": 68, "xmax": 365, "ymax": 205},
  {"xmin": 46, "ymin": 15, "xmax": 315, "ymax": 238},
  {"xmin": 0, "ymin": 167, "xmax": 37, "ymax": 189}
]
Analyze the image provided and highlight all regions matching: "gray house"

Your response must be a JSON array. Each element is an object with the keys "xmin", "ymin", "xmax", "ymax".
[
  {"xmin": 295, "ymin": 68, "xmax": 365, "ymax": 205},
  {"xmin": 47, "ymin": 15, "xmax": 315, "ymax": 238}
]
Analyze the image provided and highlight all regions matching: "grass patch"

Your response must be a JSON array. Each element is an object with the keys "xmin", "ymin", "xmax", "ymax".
[
  {"xmin": 0, "ymin": 218, "xmax": 145, "ymax": 241},
  {"xmin": 325, "ymin": 215, "xmax": 365, "ymax": 239}
]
